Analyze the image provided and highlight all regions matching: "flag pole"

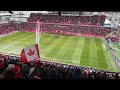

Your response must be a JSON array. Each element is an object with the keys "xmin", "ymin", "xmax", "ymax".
[
  {"xmin": 38, "ymin": 21, "xmax": 40, "ymax": 48},
  {"xmin": 37, "ymin": 20, "xmax": 41, "ymax": 61},
  {"xmin": 36, "ymin": 21, "xmax": 38, "ymax": 45},
  {"xmin": 37, "ymin": 20, "xmax": 41, "ymax": 48}
]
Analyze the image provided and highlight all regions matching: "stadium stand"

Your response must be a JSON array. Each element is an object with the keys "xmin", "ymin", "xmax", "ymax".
[
  {"xmin": 19, "ymin": 22, "xmax": 112, "ymax": 38},
  {"xmin": 0, "ymin": 54, "xmax": 119, "ymax": 79},
  {"xmin": 0, "ymin": 14, "xmax": 111, "ymax": 39},
  {"xmin": 28, "ymin": 13, "xmax": 106, "ymax": 26},
  {"xmin": 0, "ymin": 23, "xmax": 19, "ymax": 35},
  {"xmin": 106, "ymin": 36, "xmax": 120, "ymax": 42},
  {"xmin": 0, "ymin": 12, "xmax": 119, "ymax": 79},
  {"xmin": 40, "ymin": 24, "xmax": 112, "ymax": 37}
]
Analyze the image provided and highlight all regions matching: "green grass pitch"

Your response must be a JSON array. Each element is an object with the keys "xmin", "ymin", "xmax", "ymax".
[
  {"xmin": 112, "ymin": 42, "xmax": 120, "ymax": 59},
  {"xmin": 0, "ymin": 31, "xmax": 119, "ymax": 72}
]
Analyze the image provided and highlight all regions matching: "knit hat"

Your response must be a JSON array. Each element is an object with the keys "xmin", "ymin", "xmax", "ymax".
[{"xmin": 72, "ymin": 68, "xmax": 82, "ymax": 79}]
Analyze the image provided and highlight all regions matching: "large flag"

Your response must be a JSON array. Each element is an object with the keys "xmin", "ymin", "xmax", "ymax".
[{"xmin": 20, "ymin": 44, "xmax": 40, "ymax": 63}]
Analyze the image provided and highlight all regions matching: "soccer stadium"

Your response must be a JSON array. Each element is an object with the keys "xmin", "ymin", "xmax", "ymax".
[{"xmin": 0, "ymin": 11, "xmax": 120, "ymax": 79}]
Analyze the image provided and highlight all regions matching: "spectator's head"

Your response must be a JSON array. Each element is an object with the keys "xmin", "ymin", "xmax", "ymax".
[
  {"xmin": 40, "ymin": 66, "xmax": 49, "ymax": 79},
  {"xmin": 49, "ymin": 68, "xmax": 58, "ymax": 79},
  {"xmin": 72, "ymin": 68, "xmax": 82, "ymax": 79},
  {"xmin": 4, "ymin": 69, "xmax": 16, "ymax": 79},
  {"xmin": 6, "ymin": 64, "xmax": 15, "ymax": 70},
  {"xmin": 22, "ymin": 64, "xmax": 30, "ymax": 74},
  {"xmin": 115, "ymin": 73, "xmax": 119, "ymax": 79}
]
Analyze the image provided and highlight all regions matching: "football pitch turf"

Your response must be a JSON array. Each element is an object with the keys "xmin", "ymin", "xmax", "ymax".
[
  {"xmin": 112, "ymin": 42, "xmax": 120, "ymax": 59},
  {"xmin": 0, "ymin": 31, "xmax": 119, "ymax": 72}
]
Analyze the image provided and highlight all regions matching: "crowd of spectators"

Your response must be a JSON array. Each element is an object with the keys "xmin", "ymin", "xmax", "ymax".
[
  {"xmin": 41, "ymin": 24, "xmax": 112, "ymax": 37},
  {"xmin": 28, "ymin": 13, "xmax": 106, "ymax": 26},
  {"xmin": 106, "ymin": 36, "xmax": 120, "ymax": 42},
  {"xmin": 20, "ymin": 22, "xmax": 36, "ymax": 32},
  {"xmin": 0, "ymin": 23, "xmax": 19, "ymax": 35},
  {"xmin": 0, "ymin": 53, "xmax": 119, "ymax": 79},
  {"xmin": 0, "ymin": 14, "xmax": 110, "ymax": 38},
  {"xmin": 0, "ymin": 22, "xmax": 111, "ymax": 38},
  {"xmin": 19, "ymin": 22, "xmax": 112, "ymax": 38},
  {"xmin": 0, "ymin": 13, "xmax": 119, "ymax": 79}
]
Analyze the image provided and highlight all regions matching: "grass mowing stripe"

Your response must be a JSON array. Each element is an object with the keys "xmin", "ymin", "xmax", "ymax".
[
  {"xmin": 7, "ymin": 33, "xmax": 35, "ymax": 54},
  {"xmin": 89, "ymin": 38, "xmax": 98, "ymax": 67},
  {"xmin": 80, "ymin": 37, "xmax": 90, "ymax": 66},
  {"xmin": 53, "ymin": 36, "xmax": 71, "ymax": 62},
  {"xmin": 0, "ymin": 42, "xmax": 19, "ymax": 53},
  {"xmin": 45, "ymin": 36, "xmax": 69, "ymax": 60},
  {"xmin": 71, "ymin": 37, "xmax": 84, "ymax": 66},
  {"xmin": 95, "ymin": 38, "xmax": 107, "ymax": 69},
  {"xmin": 40, "ymin": 35, "xmax": 65, "ymax": 58},
  {"xmin": 0, "ymin": 32, "xmax": 31, "ymax": 41},
  {"xmin": 112, "ymin": 43, "xmax": 120, "ymax": 59},
  {"xmin": 40, "ymin": 36, "xmax": 65, "ymax": 58},
  {"xmin": 58, "ymin": 36, "xmax": 74, "ymax": 63},
  {"xmin": 78, "ymin": 37, "xmax": 86, "ymax": 65},
  {"xmin": 1, "ymin": 32, "xmax": 119, "ymax": 72},
  {"xmin": 73, "ymin": 37, "xmax": 85, "ymax": 65},
  {"xmin": 0, "ymin": 32, "xmax": 34, "ymax": 44},
  {"xmin": 0, "ymin": 32, "xmax": 34, "ymax": 54},
  {"xmin": 62, "ymin": 37, "xmax": 79, "ymax": 64},
  {"xmin": 100, "ymin": 39, "xmax": 110, "ymax": 70},
  {"xmin": 103, "ymin": 39, "xmax": 120, "ymax": 72},
  {"xmin": 40, "ymin": 36, "xmax": 58, "ymax": 49},
  {"xmin": 40, "ymin": 33, "xmax": 55, "ymax": 44}
]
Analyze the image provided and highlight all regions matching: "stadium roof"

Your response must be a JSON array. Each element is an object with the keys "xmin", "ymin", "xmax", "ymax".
[
  {"xmin": 104, "ymin": 19, "xmax": 111, "ymax": 24},
  {"xmin": 0, "ymin": 13, "xmax": 12, "ymax": 16}
]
